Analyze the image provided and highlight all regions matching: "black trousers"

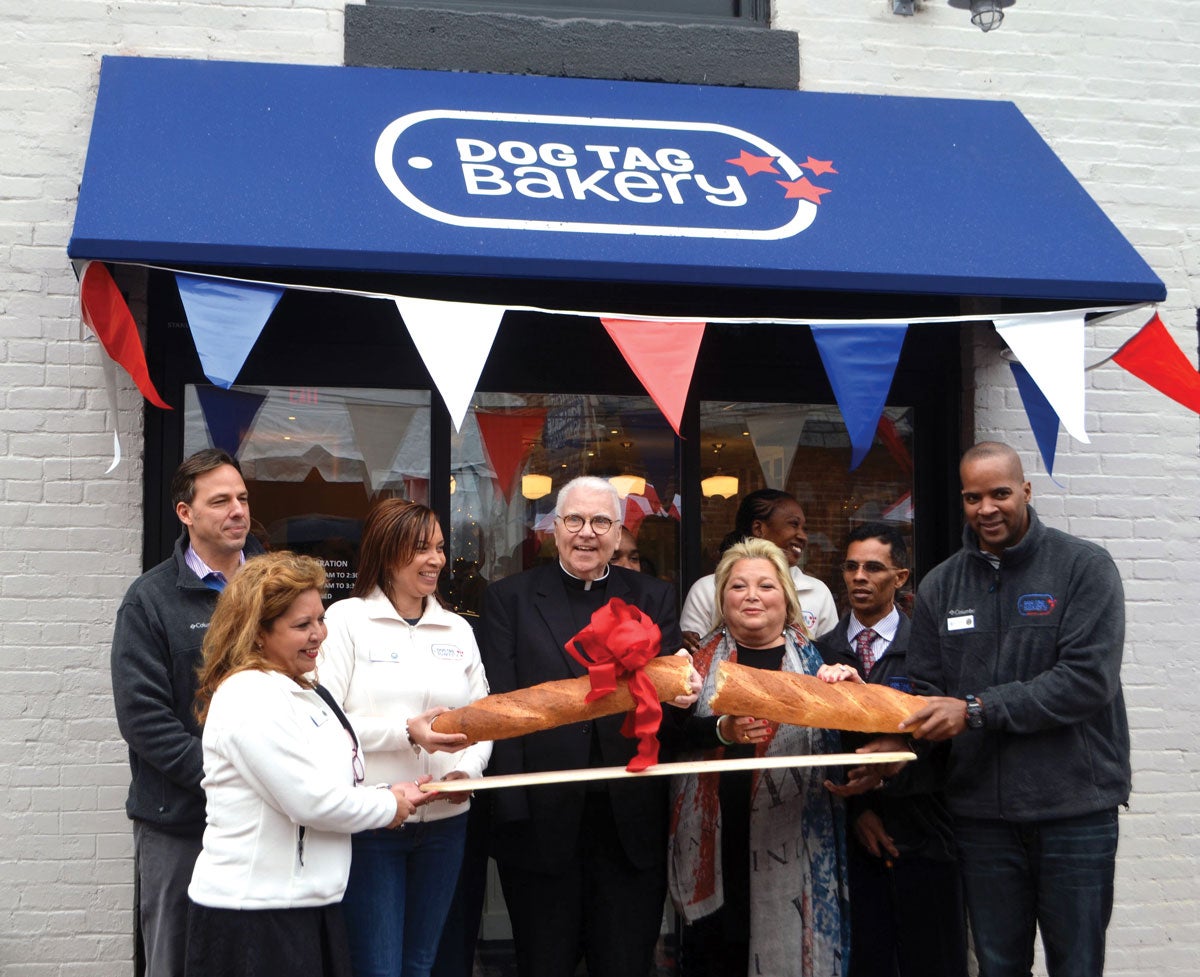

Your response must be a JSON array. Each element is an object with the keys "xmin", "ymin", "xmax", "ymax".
[
  {"xmin": 847, "ymin": 843, "xmax": 968, "ymax": 977},
  {"xmin": 497, "ymin": 794, "xmax": 666, "ymax": 977}
]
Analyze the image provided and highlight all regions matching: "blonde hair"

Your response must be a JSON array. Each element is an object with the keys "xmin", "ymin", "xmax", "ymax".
[
  {"xmin": 712, "ymin": 537, "xmax": 801, "ymax": 631},
  {"xmin": 194, "ymin": 551, "xmax": 326, "ymax": 724}
]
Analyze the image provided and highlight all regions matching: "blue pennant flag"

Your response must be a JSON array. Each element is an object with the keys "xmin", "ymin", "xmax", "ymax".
[
  {"xmin": 176, "ymin": 273, "xmax": 284, "ymax": 388},
  {"xmin": 1010, "ymin": 361, "xmax": 1062, "ymax": 484},
  {"xmin": 810, "ymin": 323, "xmax": 908, "ymax": 470},
  {"xmin": 196, "ymin": 386, "xmax": 267, "ymax": 458}
]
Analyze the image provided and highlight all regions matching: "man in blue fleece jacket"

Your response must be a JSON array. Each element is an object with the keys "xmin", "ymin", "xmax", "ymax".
[{"xmin": 901, "ymin": 441, "xmax": 1130, "ymax": 977}]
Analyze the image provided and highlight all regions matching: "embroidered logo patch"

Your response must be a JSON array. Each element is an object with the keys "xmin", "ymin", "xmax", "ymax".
[
  {"xmin": 886, "ymin": 676, "xmax": 913, "ymax": 694},
  {"xmin": 802, "ymin": 610, "xmax": 818, "ymax": 632},
  {"xmin": 1017, "ymin": 594, "xmax": 1057, "ymax": 616},
  {"xmin": 431, "ymin": 644, "xmax": 464, "ymax": 661}
]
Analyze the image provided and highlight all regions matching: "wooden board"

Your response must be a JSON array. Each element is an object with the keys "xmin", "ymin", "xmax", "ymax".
[{"xmin": 420, "ymin": 751, "xmax": 915, "ymax": 792}]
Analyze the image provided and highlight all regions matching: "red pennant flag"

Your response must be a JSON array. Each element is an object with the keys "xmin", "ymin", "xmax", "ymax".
[
  {"xmin": 600, "ymin": 319, "xmax": 706, "ymax": 436},
  {"xmin": 1111, "ymin": 313, "xmax": 1200, "ymax": 414},
  {"xmin": 475, "ymin": 409, "xmax": 547, "ymax": 503},
  {"xmin": 80, "ymin": 262, "xmax": 172, "ymax": 410}
]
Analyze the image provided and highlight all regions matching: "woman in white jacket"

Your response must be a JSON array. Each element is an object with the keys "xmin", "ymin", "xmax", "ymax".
[
  {"xmin": 186, "ymin": 551, "xmax": 430, "ymax": 977},
  {"xmin": 320, "ymin": 500, "xmax": 492, "ymax": 977}
]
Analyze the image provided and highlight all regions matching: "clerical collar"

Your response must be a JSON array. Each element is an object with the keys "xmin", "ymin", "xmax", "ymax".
[{"xmin": 558, "ymin": 561, "xmax": 610, "ymax": 592}]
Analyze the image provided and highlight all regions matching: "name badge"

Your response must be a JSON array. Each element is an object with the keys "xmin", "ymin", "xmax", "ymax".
[
  {"xmin": 311, "ymin": 708, "xmax": 333, "ymax": 727},
  {"xmin": 947, "ymin": 614, "xmax": 975, "ymax": 632},
  {"xmin": 431, "ymin": 644, "xmax": 464, "ymax": 661}
]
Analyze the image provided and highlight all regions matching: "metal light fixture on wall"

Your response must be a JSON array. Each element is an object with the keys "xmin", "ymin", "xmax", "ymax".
[
  {"xmin": 701, "ymin": 443, "xmax": 739, "ymax": 500},
  {"xmin": 892, "ymin": 0, "xmax": 914, "ymax": 16},
  {"xmin": 949, "ymin": 0, "xmax": 1013, "ymax": 32}
]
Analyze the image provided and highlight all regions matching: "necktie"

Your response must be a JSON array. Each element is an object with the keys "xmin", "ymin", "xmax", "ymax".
[{"xmin": 854, "ymin": 628, "xmax": 879, "ymax": 677}]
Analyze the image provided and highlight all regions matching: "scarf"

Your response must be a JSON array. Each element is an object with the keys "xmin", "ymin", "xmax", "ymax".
[{"xmin": 668, "ymin": 625, "xmax": 850, "ymax": 977}]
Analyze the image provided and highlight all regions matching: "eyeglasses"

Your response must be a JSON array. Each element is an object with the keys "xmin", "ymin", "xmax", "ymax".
[
  {"xmin": 840, "ymin": 560, "xmax": 901, "ymax": 575},
  {"xmin": 350, "ymin": 744, "xmax": 365, "ymax": 785},
  {"xmin": 557, "ymin": 514, "xmax": 616, "ymax": 535}
]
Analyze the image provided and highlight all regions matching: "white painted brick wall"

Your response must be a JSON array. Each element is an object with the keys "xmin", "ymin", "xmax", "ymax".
[
  {"xmin": 1, "ymin": 0, "xmax": 1195, "ymax": 973},
  {"xmin": 0, "ymin": 2, "xmax": 348, "ymax": 973},
  {"xmin": 772, "ymin": 2, "xmax": 1200, "ymax": 972}
]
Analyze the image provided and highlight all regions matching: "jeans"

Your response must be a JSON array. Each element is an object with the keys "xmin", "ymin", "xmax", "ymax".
[
  {"xmin": 954, "ymin": 808, "xmax": 1119, "ymax": 977},
  {"xmin": 341, "ymin": 814, "xmax": 468, "ymax": 977},
  {"xmin": 133, "ymin": 820, "xmax": 203, "ymax": 977}
]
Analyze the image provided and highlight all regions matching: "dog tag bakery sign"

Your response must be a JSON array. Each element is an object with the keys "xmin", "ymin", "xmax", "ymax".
[{"xmin": 375, "ymin": 109, "xmax": 834, "ymax": 241}]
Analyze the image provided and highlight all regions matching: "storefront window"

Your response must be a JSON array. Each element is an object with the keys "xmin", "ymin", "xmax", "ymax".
[
  {"xmin": 183, "ymin": 384, "xmax": 431, "ymax": 603},
  {"xmin": 447, "ymin": 392, "xmax": 680, "ymax": 618},
  {"xmin": 699, "ymin": 401, "xmax": 915, "ymax": 613}
]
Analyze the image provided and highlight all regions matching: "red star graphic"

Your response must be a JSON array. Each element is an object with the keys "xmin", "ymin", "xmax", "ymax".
[
  {"xmin": 777, "ymin": 177, "xmax": 832, "ymax": 203},
  {"xmin": 726, "ymin": 150, "xmax": 780, "ymax": 176},
  {"xmin": 801, "ymin": 156, "xmax": 838, "ymax": 176}
]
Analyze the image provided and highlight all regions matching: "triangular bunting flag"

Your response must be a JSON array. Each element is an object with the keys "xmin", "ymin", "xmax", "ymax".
[
  {"xmin": 476, "ymin": 409, "xmax": 548, "ymax": 503},
  {"xmin": 79, "ymin": 261, "xmax": 171, "ymax": 409},
  {"xmin": 745, "ymin": 411, "xmax": 806, "ymax": 489},
  {"xmin": 346, "ymin": 402, "xmax": 418, "ymax": 495},
  {"xmin": 396, "ymin": 297, "xmax": 504, "ymax": 431},
  {"xmin": 1009, "ymin": 361, "xmax": 1062, "ymax": 483},
  {"xmin": 600, "ymin": 319, "xmax": 706, "ymax": 436},
  {"xmin": 876, "ymin": 415, "xmax": 913, "ymax": 476},
  {"xmin": 995, "ymin": 312, "xmax": 1090, "ymax": 443},
  {"xmin": 196, "ymin": 386, "xmax": 268, "ymax": 459},
  {"xmin": 176, "ymin": 273, "xmax": 283, "ymax": 389},
  {"xmin": 1111, "ymin": 312, "xmax": 1200, "ymax": 413},
  {"xmin": 810, "ymin": 323, "xmax": 908, "ymax": 470},
  {"xmin": 623, "ymin": 494, "xmax": 653, "ymax": 537}
]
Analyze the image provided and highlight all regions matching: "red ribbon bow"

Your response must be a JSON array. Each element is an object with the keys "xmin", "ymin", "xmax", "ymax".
[{"xmin": 564, "ymin": 597, "xmax": 664, "ymax": 771}]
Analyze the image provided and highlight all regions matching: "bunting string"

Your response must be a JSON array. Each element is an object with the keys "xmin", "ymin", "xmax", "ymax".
[{"xmin": 74, "ymin": 258, "xmax": 1197, "ymax": 480}]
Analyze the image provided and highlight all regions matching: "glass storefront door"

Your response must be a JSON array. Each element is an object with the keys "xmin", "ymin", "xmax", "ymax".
[{"xmin": 448, "ymin": 392, "xmax": 681, "ymax": 618}]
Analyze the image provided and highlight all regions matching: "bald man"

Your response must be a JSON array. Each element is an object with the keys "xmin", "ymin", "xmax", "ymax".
[{"xmin": 901, "ymin": 442, "xmax": 1130, "ymax": 977}]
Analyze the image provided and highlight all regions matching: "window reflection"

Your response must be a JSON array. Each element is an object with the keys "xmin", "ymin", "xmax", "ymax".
[
  {"xmin": 183, "ymin": 384, "xmax": 431, "ymax": 603},
  {"xmin": 447, "ymin": 393, "xmax": 681, "ymax": 618},
  {"xmin": 699, "ymin": 402, "xmax": 915, "ymax": 615}
]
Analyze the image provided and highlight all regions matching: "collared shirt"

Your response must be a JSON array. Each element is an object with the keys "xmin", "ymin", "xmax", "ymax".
[
  {"xmin": 847, "ymin": 604, "xmax": 901, "ymax": 663},
  {"xmin": 558, "ymin": 559, "xmax": 610, "ymax": 591},
  {"xmin": 185, "ymin": 544, "xmax": 245, "ymax": 592}
]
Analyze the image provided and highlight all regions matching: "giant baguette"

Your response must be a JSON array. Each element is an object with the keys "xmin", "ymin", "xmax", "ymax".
[
  {"xmin": 710, "ymin": 659, "xmax": 921, "ymax": 733},
  {"xmin": 430, "ymin": 655, "xmax": 693, "ymax": 744}
]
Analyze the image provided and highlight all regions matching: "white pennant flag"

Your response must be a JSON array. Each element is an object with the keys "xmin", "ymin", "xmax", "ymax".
[
  {"xmin": 745, "ymin": 411, "xmax": 807, "ymax": 490},
  {"xmin": 994, "ymin": 311, "xmax": 1090, "ymax": 444},
  {"xmin": 394, "ymin": 297, "xmax": 504, "ymax": 431}
]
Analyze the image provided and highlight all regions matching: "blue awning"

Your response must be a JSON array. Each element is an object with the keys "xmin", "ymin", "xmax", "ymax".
[{"xmin": 69, "ymin": 56, "xmax": 1165, "ymax": 304}]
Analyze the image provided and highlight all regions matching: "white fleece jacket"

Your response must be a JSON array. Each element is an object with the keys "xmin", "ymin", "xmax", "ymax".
[
  {"xmin": 189, "ymin": 669, "xmax": 397, "ymax": 909},
  {"xmin": 319, "ymin": 589, "xmax": 492, "ymax": 821}
]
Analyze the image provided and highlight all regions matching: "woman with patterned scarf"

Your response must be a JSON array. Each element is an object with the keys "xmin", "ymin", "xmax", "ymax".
[{"xmin": 669, "ymin": 537, "xmax": 852, "ymax": 977}]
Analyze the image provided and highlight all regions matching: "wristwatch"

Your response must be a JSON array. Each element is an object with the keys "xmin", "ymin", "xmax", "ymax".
[{"xmin": 964, "ymin": 694, "xmax": 985, "ymax": 730}]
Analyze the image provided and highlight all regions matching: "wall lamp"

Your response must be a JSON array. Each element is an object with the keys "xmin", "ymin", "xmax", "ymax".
[{"xmin": 948, "ymin": 0, "xmax": 1014, "ymax": 32}]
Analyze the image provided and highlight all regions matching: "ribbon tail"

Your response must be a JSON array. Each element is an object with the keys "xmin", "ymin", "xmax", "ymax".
[{"xmin": 622, "ymin": 671, "xmax": 664, "ymax": 771}]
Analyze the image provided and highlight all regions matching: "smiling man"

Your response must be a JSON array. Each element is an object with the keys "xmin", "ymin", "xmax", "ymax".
[
  {"xmin": 816, "ymin": 523, "xmax": 966, "ymax": 977},
  {"xmin": 110, "ymin": 449, "xmax": 264, "ymax": 977},
  {"xmin": 480, "ymin": 476, "xmax": 686, "ymax": 977},
  {"xmin": 902, "ymin": 443, "xmax": 1131, "ymax": 977}
]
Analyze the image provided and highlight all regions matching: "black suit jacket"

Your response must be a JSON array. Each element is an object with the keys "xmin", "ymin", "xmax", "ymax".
[
  {"xmin": 480, "ymin": 562, "xmax": 683, "ymax": 873},
  {"xmin": 816, "ymin": 612, "xmax": 955, "ymax": 861}
]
